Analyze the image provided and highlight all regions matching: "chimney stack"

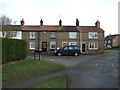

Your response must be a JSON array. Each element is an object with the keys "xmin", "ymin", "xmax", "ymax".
[
  {"xmin": 59, "ymin": 19, "xmax": 62, "ymax": 26},
  {"xmin": 95, "ymin": 20, "xmax": 100, "ymax": 28},
  {"xmin": 40, "ymin": 19, "xmax": 43, "ymax": 26},
  {"xmin": 20, "ymin": 18, "xmax": 24, "ymax": 25},
  {"xmin": 76, "ymin": 19, "xmax": 79, "ymax": 26}
]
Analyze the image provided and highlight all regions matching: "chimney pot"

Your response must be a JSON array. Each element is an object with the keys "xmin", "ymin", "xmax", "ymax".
[
  {"xmin": 20, "ymin": 18, "xmax": 24, "ymax": 25},
  {"xmin": 40, "ymin": 19, "xmax": 43, "ymax": 26},
  {"xmin": 59, "ymin": 19, "xmax": 62, "ymax": 26},
  {"xmin": 76, "ymin": 19, "xmax": 79, "ymax": 26},
  {"xmin": 95, "ymin": 20, "xmax": 100, "ymax": 28}
]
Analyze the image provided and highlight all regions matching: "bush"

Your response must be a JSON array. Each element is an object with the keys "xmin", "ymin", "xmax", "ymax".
[
  {"xmin": 112, "ymin": 46, "xmax": 120, "ymax": 49},
  {"xmin": 2, "ymin": 38, "xmax": 27, "ymax": 63}
]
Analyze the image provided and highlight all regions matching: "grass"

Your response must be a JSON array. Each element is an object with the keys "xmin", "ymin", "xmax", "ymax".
[
  {"xmin": 2, "ymin": 59, "xmax": 66, "ymax": 87},
  {"xmin": 112, "ymin": 48, "xmax": 120, "ymax": 50},
  {"xmin": 28, "ymin": 75, "xmax": 72, "ymax": 88},
  {"xmin": 104, "ymin": 50, "xmax": 112, "ymax": 54}
]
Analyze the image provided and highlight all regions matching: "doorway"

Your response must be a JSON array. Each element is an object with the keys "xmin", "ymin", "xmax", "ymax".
[
  {"xmin": 82, "ymin": 43, "xmax": 86, "ymax": 52},
  {"xmin": 42, "ymin": 42, "xmax": 47, "ymax": 52}
]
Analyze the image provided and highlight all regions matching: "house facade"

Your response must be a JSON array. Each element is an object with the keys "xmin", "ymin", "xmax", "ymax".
[
  {"xmin": 105, "ymin": 34, "xmax": 120, "ymax": 48},
  {"xmin": 21, "ymin": 19, "xmax": 105, "ymax": 54},
  {"xmin": 0, "ymin": 25, "xmax": 22, "ymax": 39}
]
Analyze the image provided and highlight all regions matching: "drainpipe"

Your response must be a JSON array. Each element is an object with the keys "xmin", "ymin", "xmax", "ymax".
[
  {"xmin": 80, "ymin": 30, "xmax": 82, "ymax": 53},
  {"xmin": 37, "ymin": 31, "xmax": 40, "ymax": 50}
]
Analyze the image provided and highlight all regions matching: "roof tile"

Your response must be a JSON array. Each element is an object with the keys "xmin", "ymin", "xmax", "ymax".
[{"xmin": 21, "ymin": 25, "xmax": 104, "ymax": 32}]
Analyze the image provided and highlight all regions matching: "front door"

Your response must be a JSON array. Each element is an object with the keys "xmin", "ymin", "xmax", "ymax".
[
  {"xmin": 42, "ymin": 42, "xmax": 47, "ymax": 52},
  {"xmin": 82, "ymin": 43, "xmax": 86, "ymax": 52}
]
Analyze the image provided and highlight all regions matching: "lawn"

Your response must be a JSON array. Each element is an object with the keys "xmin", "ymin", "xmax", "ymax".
[
  {"xmin": 2, "ymin": 59, "xmax": 66, "ymax": 87},
  {"xmin": 104, "ymin": 50, "xmax": 112, "ymax": 54},
  {"xmin": 28, "ymin": 75, "xmax": 72, "ymax": 88}
]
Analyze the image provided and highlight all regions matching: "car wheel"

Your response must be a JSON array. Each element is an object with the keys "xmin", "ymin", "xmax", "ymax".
[
  {"xmin": 74, "ymin": 53, "xmax": 78, "ymax": 56},
  {"xmin": 58, "ymin": 53, "xmax": 61, "ymax": 56}
]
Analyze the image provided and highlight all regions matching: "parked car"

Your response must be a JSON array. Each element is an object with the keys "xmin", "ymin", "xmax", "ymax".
[{"xmin": 54, "ymin": 45, "xmax": 82, "ymax": 56}]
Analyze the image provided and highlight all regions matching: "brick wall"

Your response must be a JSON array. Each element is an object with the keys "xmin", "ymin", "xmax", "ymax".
[{"xmin": 22, "ymin": 31, "xmax": 105, "ymax": 54}]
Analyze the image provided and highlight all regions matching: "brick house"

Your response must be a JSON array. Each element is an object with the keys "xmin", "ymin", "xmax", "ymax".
[
  {"xmin": 105, "ymin": 34, "xmax": 120, "ymax": 48},
  {"xmin": 21, "ymin": 19, "xmax": 105, "ymax": 54}
]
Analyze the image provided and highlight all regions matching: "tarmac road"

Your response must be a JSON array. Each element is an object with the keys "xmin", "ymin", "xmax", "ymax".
[
  {"xmin": 68, "ymin": 50, "xmax": 119, "ymax": 88},
  {"xmin": 27, "ymin": 50, "xmax": 119, "ymax": 88}
]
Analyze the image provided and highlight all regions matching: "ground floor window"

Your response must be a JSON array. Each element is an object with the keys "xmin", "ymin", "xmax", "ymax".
[
  {"xmin": 30, "ymin": 42, "xmax": 35, "ymax": 49},
  {"xmin": 89, "ymin": 43, "xmax": 98, "ymax": 49},
  {"xmin": 69, "ymin": 42, "xmax": 77, "ymax": 45},
  {"xmin": 50, "ymin": 42, "xmax": 56, "ymax": 49}
]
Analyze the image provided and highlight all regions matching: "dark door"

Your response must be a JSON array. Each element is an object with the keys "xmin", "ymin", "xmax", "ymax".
[
  {"xmin": 82, "ymin": 43, "xmax": 86, "ymax": 52},
  {"xmin": 42, "ymin": 42, "xmax": 47, "ymax": 52}
]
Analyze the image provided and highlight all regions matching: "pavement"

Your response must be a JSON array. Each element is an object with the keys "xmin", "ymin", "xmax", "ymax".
[{"xmin": 3, "ymin": 50, "xmax": 119, "ymax": 88}]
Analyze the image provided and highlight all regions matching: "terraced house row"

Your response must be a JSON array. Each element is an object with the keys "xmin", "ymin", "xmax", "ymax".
[
  {"xmin": 1, "ymin": 19, "xmax": 105, "ymax": 54},
  {"xmin": 21, "ymin": 19, "xmax": 105, "ymax": 54}
]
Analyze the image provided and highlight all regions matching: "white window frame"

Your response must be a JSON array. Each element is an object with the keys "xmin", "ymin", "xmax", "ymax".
[
  {"xmin": 89, "ymin": 32, "xmax": 98, "ymax": 39},
  {"xmin": 69, "ymin": 42, "xmax": 77, "ymax": 45},
  {"xmin": 69, "ymin": 32, "xmax": 77, "ymax": 38},
  {"xmin": 108, "ymin": 40, "xmax": 111, "ymax": 43},
  {"xmin": 89, "ymin": 43, "xmax": 98, "ymax": 50},
  {"xmin": 30, "ymin": 42, "xmax": 35, "ymax": 49},
  {"xmin": 50, "ymin": 42, "xmax": 56, "ymax": 49},
  {"xmin": 30, "ymin": 32, "xmax": 35, "ymax": 38}
]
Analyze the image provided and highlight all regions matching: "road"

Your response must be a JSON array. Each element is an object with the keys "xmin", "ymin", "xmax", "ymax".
[
  {"xmin": 27, "ymin": 50, "xmax": 119, "ymax": 88},
  {"xmin": 68, "ymin": 50, "xmax": 118, "ymax": 88}
]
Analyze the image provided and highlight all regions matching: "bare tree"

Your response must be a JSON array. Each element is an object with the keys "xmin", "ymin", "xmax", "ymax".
[{"xmin": 1, "ymin": 15, "xmax": 12, "ymax": 25}]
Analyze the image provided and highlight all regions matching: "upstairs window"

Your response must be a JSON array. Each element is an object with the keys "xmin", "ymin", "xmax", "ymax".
[
  {"xmin": 50, "ymin": 32, "xmax": 56, "ymax": 39},
  {"xmin": 89, "ymin": 32, "xmax": 98, "ymax": 39},
  {"xmin": 30, "ymin": 32, "xmax": 35, "ymax": 38},
  {"xmin": 69, "ymin": 32, "xmax": 77, "ymax": 38}
]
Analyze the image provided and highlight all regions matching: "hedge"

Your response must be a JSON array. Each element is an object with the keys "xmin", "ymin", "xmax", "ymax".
[{"xmin": 2, "ymin": 38, "xmax": 27, "ymax": 63}]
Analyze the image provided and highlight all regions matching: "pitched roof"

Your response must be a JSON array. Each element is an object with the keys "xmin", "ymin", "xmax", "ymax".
[
  {"xmin": 1, "ymin": 25, "xmax": 22, "ymax": 31},
  {"xmin": 61, "ymin": 26, "xmax": 78, "ymax": 31},
  {"xmin": 21, "ymin": 25, "xmax": 60, "ymax": 31},
  {"xmin": 105, "ymin": 34, "xmax": 120, "ymax": 40},
  {"xmin": 77, "ymin": 26, "xmax": 104, "ymax": 32},
  {"xmin": 21, "ymin": 25, "xmax": 104, "ymax": 32}
]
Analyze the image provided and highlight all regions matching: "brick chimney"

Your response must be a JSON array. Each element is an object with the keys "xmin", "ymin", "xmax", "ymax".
[
  {"xmin": 40, "ymin": 19, "xmax": 43, "ymax": 26},
  {"xmin": 95, "ymin": 20, "xmax": 100, "ymax": 28},
  {"xmin": 59, "ymin": 19, "xmax": 62, "ymax": 26},
  {"xmin": 76, "ymin": 19, "xmax": 79, "ymax": 26},
  {"xmin": 20, "ymin": 18, "xmax": 24, "ymax": 25}
]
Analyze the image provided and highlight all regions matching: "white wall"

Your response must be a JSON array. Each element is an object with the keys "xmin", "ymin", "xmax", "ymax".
[
  {"xmin": 12, "ymin": 31, "xmax": 22, "ymax": 39},
  {"xmin": 0, "ymin": 31, "xmax": 22, "ymax": 39}
]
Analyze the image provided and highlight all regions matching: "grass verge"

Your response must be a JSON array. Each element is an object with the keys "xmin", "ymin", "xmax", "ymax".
[
  {"xmin": 104, "ymin": 50, "xmax": 112, "ymax": 54},
  {"xmin": 2, "ymin": 59, "xmax": 66, "ymax": 87},
  {"xmin": 28, "ymin": 75, "xmax": 72, "ymax": 88}
]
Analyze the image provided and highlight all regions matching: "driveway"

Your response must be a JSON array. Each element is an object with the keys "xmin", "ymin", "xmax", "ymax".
[
  {"xmin": 27, "ymin": 50, "xmax": 118, "ymax": 88},
  {"xmin": 27, "ymin": 54, "xmax": 105, "ymax": 67}
]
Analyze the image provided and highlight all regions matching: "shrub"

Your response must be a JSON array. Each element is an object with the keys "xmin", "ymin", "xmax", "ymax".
[{"xmin": 2, "ymin": 38, "xmax": 27, "ymax": 63}]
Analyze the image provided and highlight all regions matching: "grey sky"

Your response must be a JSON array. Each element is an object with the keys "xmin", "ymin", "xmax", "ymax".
[{"xmin": 0, "ymin": 0, "xmax": 119, "ymax": 36}]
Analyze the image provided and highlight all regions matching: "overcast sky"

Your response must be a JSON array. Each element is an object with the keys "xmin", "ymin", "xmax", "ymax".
[{"xmin": 0, "ymin": 0, "xmax": 119, "ymax": 36}]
